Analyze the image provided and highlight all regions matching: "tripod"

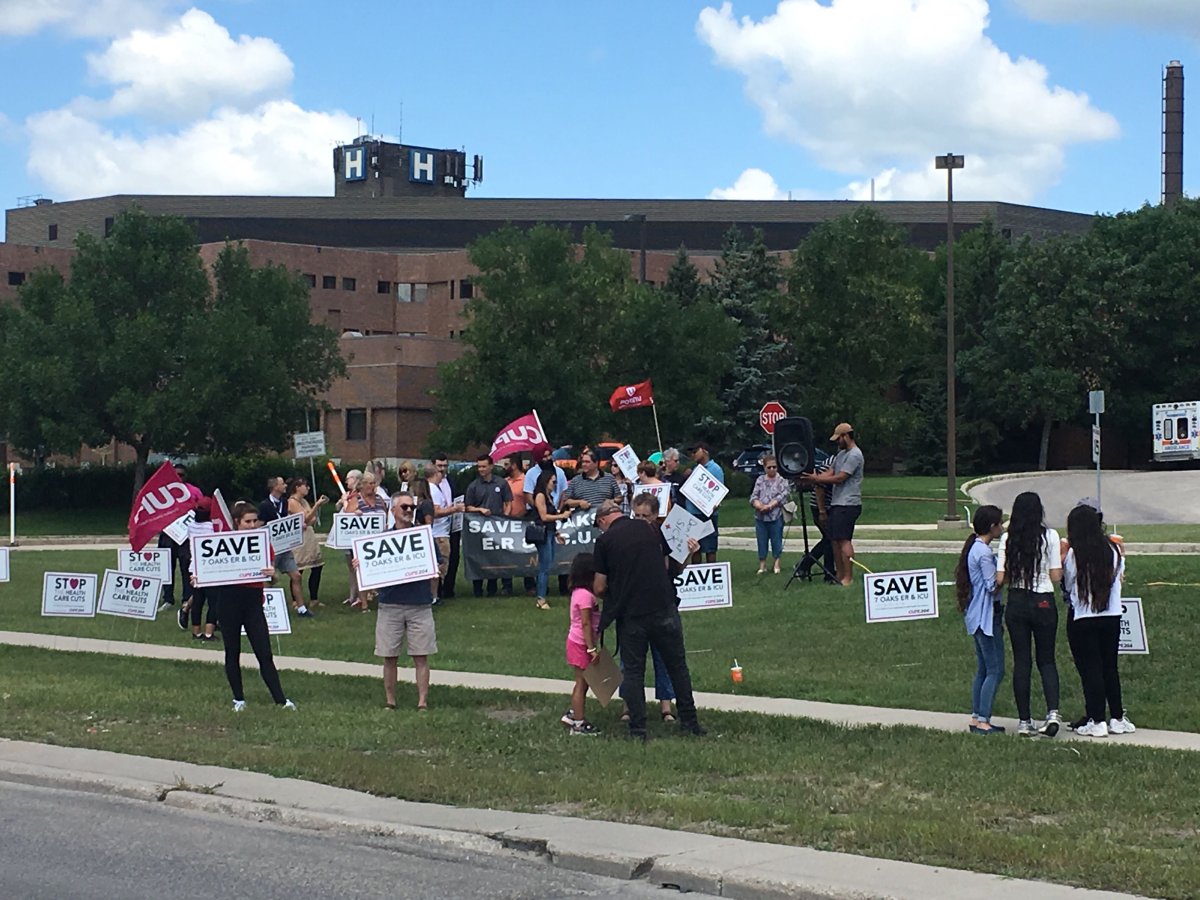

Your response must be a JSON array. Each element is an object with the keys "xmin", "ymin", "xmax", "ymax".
[{"xmin": 785, "ymin": 487, "xmax": 839, "ymax": 589}]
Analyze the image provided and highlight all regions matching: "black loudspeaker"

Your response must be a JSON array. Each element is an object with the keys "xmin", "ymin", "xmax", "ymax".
[{"xmin": 773, "ymin": 417, "xmax": 815, "ymax": 477}]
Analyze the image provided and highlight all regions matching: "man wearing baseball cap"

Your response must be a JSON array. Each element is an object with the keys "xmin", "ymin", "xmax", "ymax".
[{"xmin": 801, "ymin": 423, "xmax": 864, "ymax": 585}]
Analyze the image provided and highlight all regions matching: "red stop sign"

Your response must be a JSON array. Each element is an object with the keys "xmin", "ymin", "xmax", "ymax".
[{"xmin": 759, "ymin": 401, "xmax": 788, "ymax": 434}]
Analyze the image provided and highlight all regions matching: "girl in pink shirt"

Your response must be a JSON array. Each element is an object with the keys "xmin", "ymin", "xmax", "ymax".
[{"xmin": 563, "ymin": 552, "xmax": 600, "ymax": 735}]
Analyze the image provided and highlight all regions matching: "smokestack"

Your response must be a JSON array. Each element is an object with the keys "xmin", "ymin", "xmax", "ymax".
[{"xmin": 1163, "ymin": 60, "xmax": 1184, "ymax": 207}]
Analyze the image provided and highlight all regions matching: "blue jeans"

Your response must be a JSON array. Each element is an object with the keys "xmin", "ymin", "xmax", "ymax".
[
  {"xmin": 971, "ymin": 612, "xmax": 1006, "ymax": 722},
  {"xmin": 535, "ymin": 535, "xmax": 556, "ymax": 598},
  {"xmin": 755, "ymin": 517, "xmax": 784, "ymax": 561}
]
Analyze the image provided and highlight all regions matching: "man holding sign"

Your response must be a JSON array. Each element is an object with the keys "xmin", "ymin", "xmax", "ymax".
[
  {"xmin": 259, "ymin": 476, "xmax": 310, "ymax": 618},
  {"xmin": 355, "ymin": 493, "xmax": 439, "ymax": 711},
  {"xmin": 683, "ymin": 443, "xmax": 724, "ymax": 564}
]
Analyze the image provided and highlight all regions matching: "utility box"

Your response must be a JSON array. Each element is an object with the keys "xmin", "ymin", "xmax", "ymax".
[{"xmin": 1152, "ymin": 401, "xmax": 1200, "ymax": 461}]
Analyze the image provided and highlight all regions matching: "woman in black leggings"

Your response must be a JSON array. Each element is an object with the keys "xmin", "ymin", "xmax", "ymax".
[
  {"xmin": 210, "ymin": 501, "xmax": 296, "ymax": 713},
  {"xmin": 997, "ymin": 492, "xmax": 1062, "ymax": 737}
]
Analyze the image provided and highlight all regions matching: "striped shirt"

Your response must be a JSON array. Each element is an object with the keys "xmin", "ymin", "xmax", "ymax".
[{"xmin": 565, "ymin": 471, "xmax": 619, "ymax": 507}]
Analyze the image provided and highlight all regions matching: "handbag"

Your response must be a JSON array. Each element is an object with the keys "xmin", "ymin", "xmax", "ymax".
[{"xmin": 524, "ymin": 521, "xmax": 548, "ymax": 544}]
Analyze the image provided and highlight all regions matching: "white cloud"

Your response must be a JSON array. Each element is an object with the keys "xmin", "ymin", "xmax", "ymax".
[
  {"xmin": 1013, "ymin": 0, "xmax": 1200, "ymax": 33},
  {"xmin": 697, "ymin": 0, "xmax": 1119, "ymax": 202},
  {"xmin": 708, "ymin": 167, "xmax": 787, "ymax": 199},
  {"xmin": 26, "ymin": 101, "xmax": 358, "ymax": 198},
  {"xmin": 0, "ymin": 0, "xmax": 176, "ymax": 37},
  {"xmin": 84, "ymin": 9, "xmax": 293, "ymax": 121}
]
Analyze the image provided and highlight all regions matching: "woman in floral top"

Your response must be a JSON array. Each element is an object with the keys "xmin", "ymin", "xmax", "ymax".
[{"xmin": 750, "ymin": 454, "xmax": 791, "ymax": 574}]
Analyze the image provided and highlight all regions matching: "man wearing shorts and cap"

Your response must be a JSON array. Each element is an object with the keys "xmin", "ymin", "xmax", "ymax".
[
  {"xmin": 356, "ymin": 492, "xmax": 438, "ymax": 710},
  {"xmin": 802, "ymin": 423, "xmax": 864, "ymax": 586}
]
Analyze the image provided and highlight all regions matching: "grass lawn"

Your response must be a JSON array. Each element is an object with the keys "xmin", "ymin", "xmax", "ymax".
[
  {"xmin": 2, "ymin": 545, "xmax": 1194, "ymax": 732},
  {"xmin": 0, "ymin": 646, "xmax": 1196, "ymax": 898}
]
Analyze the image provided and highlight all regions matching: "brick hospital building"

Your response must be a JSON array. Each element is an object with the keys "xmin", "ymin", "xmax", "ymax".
[{"xmin": 1, "ymin": 137, "xmax": 1093, "ymax": 461}]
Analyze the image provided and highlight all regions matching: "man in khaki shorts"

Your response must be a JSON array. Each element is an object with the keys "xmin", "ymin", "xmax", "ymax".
[{"xmin": 358, "ymin": 492, "xmax": 438, "ymax": 710}]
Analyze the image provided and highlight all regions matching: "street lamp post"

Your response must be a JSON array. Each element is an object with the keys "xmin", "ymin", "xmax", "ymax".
[
  {"xmin": 624, "ymin": 213, "xmax": 647, "ymax": 283},
  {"xmin": 935, "ymin": 153, "xmax": 965, "ymax": 522}
]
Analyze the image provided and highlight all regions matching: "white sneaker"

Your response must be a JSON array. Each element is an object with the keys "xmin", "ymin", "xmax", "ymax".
[
  {"xmin": 1078, "ymin": 719, "xmax": 1108, "ymax": 737},
  {"xmin": 1109, "ymin": 716, "xmax": 1136, "ymax": 735},
  {"xmin": 1017, "ymin": 720, "xmax": 1036, "ymax": 737},
  {"xmin": 232, "ymin": 699, "xmax": 246, "ymax": 713},
  {"xmin": 281, "ymin": 699, "xmax": 297, "ymax": 711}
]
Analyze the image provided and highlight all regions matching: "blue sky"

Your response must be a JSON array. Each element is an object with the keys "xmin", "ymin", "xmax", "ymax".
[{"xmin": 0, "ymin": 0, "xmax": 1197, "ymax": 239}]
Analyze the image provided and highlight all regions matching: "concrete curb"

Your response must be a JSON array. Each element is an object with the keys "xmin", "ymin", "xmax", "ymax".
[
  {"xmin": 0, "ymin": 740, "xmax": 1147, "ymax": 900},
  {"xmin": 4, "ymin": 629, "xmax": 1199, "ymax": 753}
]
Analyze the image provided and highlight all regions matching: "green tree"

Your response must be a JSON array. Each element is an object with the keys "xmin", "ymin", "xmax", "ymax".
[
  {"xmin": 958, "ymin": 233, "xmax": 1134, "ymax": 469},
  {"xmin": 699, "ymin": 227, "xmax": 793, "ymax": 452},
  {"xmin": 428, "ymin": 226, "xmax": 737, "ymax": 455},
  {"xmin": 662, "ymin": 246, "xmax": 703, "ymax": 308},
  {"xmin": 779, "ymin": 207, "xmax": 934, "ymax": 458},
  {"xmin": 0, "ymin": 209, "xmax": 345, "ymax": 492}
]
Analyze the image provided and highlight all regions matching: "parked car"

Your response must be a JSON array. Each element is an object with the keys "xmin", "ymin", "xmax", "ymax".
[
  {"xmin": 552, "ymin": 445, "xmax": 578, "ymax": 474},
  {"xmin": 732, "ymin": 443, "xmax": 773, "ymax": 478}
]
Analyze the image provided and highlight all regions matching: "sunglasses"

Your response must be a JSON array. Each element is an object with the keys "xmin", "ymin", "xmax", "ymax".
[
  {"xmin": 396, "ymin": 503, "xmax": 415, "ymax": 511},
  {"xmin": 765, "ymin": 465, "xmax": 777, "ymax": 470}
]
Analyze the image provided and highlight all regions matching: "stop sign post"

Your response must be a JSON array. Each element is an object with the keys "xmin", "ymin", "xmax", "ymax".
[{"xmin": 760, "ymin": 401, "xmax": 788, "ymax": 435}]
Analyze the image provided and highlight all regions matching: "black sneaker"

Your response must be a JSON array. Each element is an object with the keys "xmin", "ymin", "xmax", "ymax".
[
  {"xmin": 1066, "ymin": 715, "xmax": 1088, "ymax": 732},
  {"xmin": 680, "ymin": 722, "xmax": 707, "ymax": 737},
  {"xmin": 177, "ymin": 606, "xmax": 188, "ymax": 631}
]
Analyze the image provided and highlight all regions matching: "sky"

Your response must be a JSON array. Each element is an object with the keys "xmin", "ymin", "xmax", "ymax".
[{"xmin": 0, "ymin": 0, "xmax": 1197, "ymax": 239}]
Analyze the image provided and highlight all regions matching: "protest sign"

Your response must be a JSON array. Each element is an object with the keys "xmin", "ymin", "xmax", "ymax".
[
  {"xmin": 161, "ymin": 509, "xmax": 195, "ymax": 546},
  {"xmin": 326, "ymin": 511, "xmax": 387, "ymax": 550},
  {"xmin": 864, "ymin": 568, "xmax": 939, "ymax": 623},
  {"xmin": 267, "ymin": 512, "xmax": 304, "ymax": 554},
  {"xmin": 260, "ymin": 588, "xmax": 293, "ymax": 635},
  {"xmin": 1118, "ymin": 598, "xmax": 1149, "ymax": 654},
  {"xmin": 680, "ymin": 465, "xmax": 729, "ymax": 517},
  {"xmin": 660, "ymin": 504, "xmax": 715, "ymax": 563},
  {"xmin": 191, "ymin": 529, "xmax": 272, "ymax": 587},
  {"xmin": 353, "ymin": 525, "xmax": 439, "ymax": 590},
  {"xmin": 582, "ymin": 648, "xmax": 624, "ymax": 706},
  {"xmin": 0, "ymin": 546, "xmax": 8, "ymax": 582},
  {"xmin": 116, "ymin": 548, "xmax": 171, "ymax": 582},
  {"xmin": 612, "ymin": 445, "xmax": 640, "ymax": 481},
  {"xmin": 461, "ymin": 510, "xmax": 598, "ymax": 581},
  {"xmin": 42, "ymin": 572, "xmax": 97, "ymax": 617},
  {"xmin": 98, "ymin": 569, "xmax": 161, "ymax": 621},
  {"xmin": 675, "ymin": 562, "xmax": 733, "ymax": 611},
  {"xmin": 631, "ymin": 483, "xmax": 670, "ymax": 517},
  {"xmin": 451, "ymin": 494, "xmax": 465, "ymax": 533}
]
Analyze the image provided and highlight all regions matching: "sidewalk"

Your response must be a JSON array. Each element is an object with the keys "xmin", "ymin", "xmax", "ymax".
[
  {"xmin": 0, "ymin": 738, "xmax": 1145, "ymax": 900},
  {"xmin": 4, "ymin": 629, "xmax": 1198, "ymax": 753}
]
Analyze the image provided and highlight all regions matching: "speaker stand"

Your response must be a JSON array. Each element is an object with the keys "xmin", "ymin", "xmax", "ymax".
[{"xmin": 785, "ymin": 493, "xmax": 839, "ymax": 589}]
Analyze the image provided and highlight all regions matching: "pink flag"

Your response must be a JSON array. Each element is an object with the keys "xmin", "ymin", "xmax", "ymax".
[
  {"xmin": 489, "ymin": 410, "xmax": 550, "ymax": 459},
  {"xmin": 128, "ymin": 461, "xmax": 195, "ymax": 551},
  {"xmin": 210, "ymin": 488, "xmax": 233, "ymax": 532}
]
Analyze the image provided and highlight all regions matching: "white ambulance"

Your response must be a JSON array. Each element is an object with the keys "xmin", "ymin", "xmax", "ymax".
[{"xmin": 1152, "ymin": 401, "xmax": 1200, "ymax": 461}]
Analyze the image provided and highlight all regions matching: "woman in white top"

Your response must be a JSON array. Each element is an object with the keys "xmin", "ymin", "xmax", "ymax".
[
  {"xmin": 1063, "ymin": 504, "xmax": 1134, "ymax": 738},
  {"xmin": 996, "ymin": 491, "xmax": 1063, "ymax": 737}
]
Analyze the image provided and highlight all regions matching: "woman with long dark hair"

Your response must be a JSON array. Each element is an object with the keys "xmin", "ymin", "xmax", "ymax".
[
  {"xmin": 955, "ymin": 505, "xmax": 1005, "ymax": 734},
  {"xmin": 997, "ymin": 491, "xmax": 1063, "ymax": 737},
  {"xmin": 532, "ymin": 466, "xmax": 570, "ymax": 610},
  {"xmin": 1064, "ymin": 504, "xmax": 1134, "ymax": 737}
]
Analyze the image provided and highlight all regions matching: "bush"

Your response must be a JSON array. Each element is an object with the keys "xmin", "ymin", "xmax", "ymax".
[{"xmin": 0, "ymin": 464, "xmax": 138, "ymax": 512}]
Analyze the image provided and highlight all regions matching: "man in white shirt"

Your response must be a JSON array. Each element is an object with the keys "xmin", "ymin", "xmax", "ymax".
[{"xmin": 428, "ymin": 456, "xmax": 462, "ymax": 601}]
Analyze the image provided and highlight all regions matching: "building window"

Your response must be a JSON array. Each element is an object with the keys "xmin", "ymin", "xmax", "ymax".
[
  {"xmin": 104, "ymin": 217, "xmax": 114, "ymax": 237},
  {"xmin": 322, "ymin": 275, "xmax": 336, "ymax": 289},
  {"xmin": 302, "ymin": 273, "xmax": 316, "ymax": 287},
  {"xmin": 413, "ymin": 283, "xmax": 429, "ymax": 303},
  {"xmin": 342, "ymin": 277, "xmax": 356, "ymax": 291},
  {"xmin": 8, "ymin": 271, "xmax": 25, "ymax": 286},
  {"xmin": 397, "ymin": 283, "xmax": 412, "ymax": 303},
  {"xmin": 345, "ymin": 408, "xmax": 367, "ymax": 441},
  {"xmin": 459, "ymin": 279, "xmax": 474, "ymax": 299},
  {"xmin": 377, "ymin": 280, "xmax": 391, "ymax": 294},
  {"xmin": 48, "ymin": 224, "xmax": 58, "ymax": 241}
]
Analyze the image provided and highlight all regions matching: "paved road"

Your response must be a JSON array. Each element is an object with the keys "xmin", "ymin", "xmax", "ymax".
[
  {"xmin": 967, "ymin": 470, "xmax": 1200, "ymax": 526},
  {"xmin": 0, "ymin": 781, "xmax": 707, "ymax": 900}
]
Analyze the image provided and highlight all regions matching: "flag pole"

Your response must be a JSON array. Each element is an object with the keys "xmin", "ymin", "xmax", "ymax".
[
  {"xmin": 650, "ymin": 402, "xmax": 663, "ymax": 455},
  {"xmin": 532, "ymin": 408, "xmax": 549, "ymax": 448}
]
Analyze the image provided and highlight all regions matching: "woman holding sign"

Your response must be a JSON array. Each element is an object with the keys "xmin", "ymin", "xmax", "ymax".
[
  {"xmin": 1063, "ymin": 504, "xmax": 1135, "ymax": 738},
  {"xmin": 288, "ymin": 477, "xmax": 329, "ymax": 610},
  {"xmin": 210, "ymin": 501, "xmax": 296, "ymax": 713},
  {"xmin": 531, "ymin": 467, "xmax": 571, "ymax": 610}
]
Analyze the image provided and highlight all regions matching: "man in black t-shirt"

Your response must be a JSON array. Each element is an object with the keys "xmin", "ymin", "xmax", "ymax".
[{"xmin": 594, "ymin": 498, "xmax": 704, "ymax": 741}]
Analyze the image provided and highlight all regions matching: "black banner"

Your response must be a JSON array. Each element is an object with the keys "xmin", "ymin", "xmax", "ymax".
[{"xmin": 462, "ymin": 510, "xmax": 598, "ymax": 581}]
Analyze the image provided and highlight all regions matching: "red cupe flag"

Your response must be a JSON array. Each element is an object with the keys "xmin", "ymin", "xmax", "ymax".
[
  {"xmin": 128, "ymin": 461, "xmax": 194, "ymax": 550},
  {"xmin": 489, "ymin": 410, "xmax": 550, "ymax": 459},
  {"xmin": 609, "ymin": 379, "xmax": 654, "ymax": 412}
]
